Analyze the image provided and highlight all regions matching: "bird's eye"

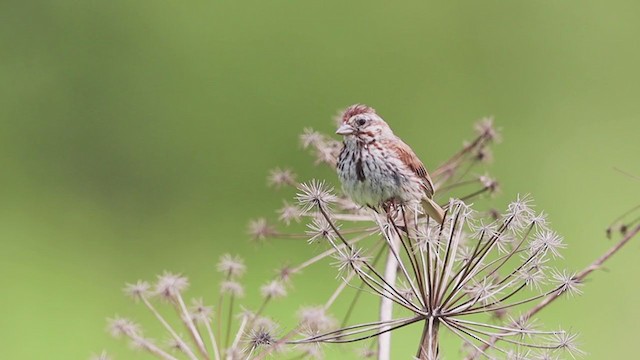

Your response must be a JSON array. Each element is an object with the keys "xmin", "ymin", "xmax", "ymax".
[{"xmin": 356, "ymin": 118, "xmax": 367, "ymax": 126}]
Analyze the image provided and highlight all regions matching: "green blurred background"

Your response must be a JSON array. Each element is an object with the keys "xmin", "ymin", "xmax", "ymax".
[{"xmin": 2, "ymin": 0, "xmax": 640, "ymax": 358}]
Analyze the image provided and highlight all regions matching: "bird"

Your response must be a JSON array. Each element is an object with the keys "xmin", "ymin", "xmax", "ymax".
[{"xmin": 335, "ymin": 104, "xmax": 445, "ymax": 223}]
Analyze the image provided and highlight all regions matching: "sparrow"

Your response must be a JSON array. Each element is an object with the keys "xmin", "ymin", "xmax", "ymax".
[{"xmin": 335, "ymin": 104, "xmax": 445, "ymax": 223}]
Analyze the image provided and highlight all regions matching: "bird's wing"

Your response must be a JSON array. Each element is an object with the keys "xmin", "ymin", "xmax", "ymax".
[{"xmin": 389, "ymin": 138, "xmax": 435, "ymax": 198}]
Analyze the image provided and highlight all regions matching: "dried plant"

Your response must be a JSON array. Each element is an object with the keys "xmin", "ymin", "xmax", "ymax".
[
  {"xmin": 290, "ymin": 186, "xmax": 582, "ymax": 359},
  {"xmin": 248, "ymin": 118, "xmax": 638, "ymax": 359},
  {"xmin": 95, "ymin": 116, "xmax": 640, "ymax": 360},
  {"xmin": 103, "ymin": 255, "xmax": 292, "ymax": 360}
]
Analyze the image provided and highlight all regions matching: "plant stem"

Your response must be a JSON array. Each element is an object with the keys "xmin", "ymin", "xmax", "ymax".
[
  {"xmin": 378, "ymin": 232, "xmax": 400, "ymax": 360},
  {"xmin": 224, "ymin": 295, "xmax": 235, "ymax": 351},
  {"xmin": 417, "ymin": 317, "xmax": 440, "ymax": 360}
]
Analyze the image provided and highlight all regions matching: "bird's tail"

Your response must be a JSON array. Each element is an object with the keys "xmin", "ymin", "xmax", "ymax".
[{"xmin": 421, "ymin": 197, "xmax": 445, "ymax": 224}]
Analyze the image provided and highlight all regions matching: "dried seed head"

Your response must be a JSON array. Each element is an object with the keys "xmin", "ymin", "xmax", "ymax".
[
  {"xmin": 107, "ymin": 317, "xmax": 141, "ymax": 338},
  {"xmin": 166, "ymin": 336, "xmax": 187, "ymax": 353},
  {"xmin": 530, "ymin": 230, "xmax": 566, "ymax": 259},
  {"xmin": 276, "ymin": 265, "xmax": 295, "ymax": 283},
  {"xmin": 268, "ymin": 168, "xmax": 297, "ymax": 188},
  {"xmin": 479, "ymin": 174, "xmax": 500, "ymax": 194},
  {"xmin": 466, "ymin": 278, "xmax": 499, "ymax": 305},
  {"xmin": 551, "ymin": 270, "xmax": 583, "ymax": 297},
  {"xmin": 508, "ymin": 315, "xmax": 540, "ymax": 338},
  {"xmin": 331, "ymin": 247, "xmax": 370, "ymax": 277},
  {"xmin": 298, "ymin": 306, "xmax": 336, "ymax": 332},
  {"xmin": 306, "ymin": 216, "xmax": 339, "ymax": 244},
  {"xmin": 530, "ymin": 211, "xmax": 550, "ymax": 230},
  {"xmin": 278, "ymin": 201, "xmax": 302, "ymax": 225},
  {"xmin": 314, "ymin": 143, "xmax": 340, "ymax": 166},
  {"xmin": 470, "ymin": 219, "xmax": 499, "ymax": 240},
  {"xmin": 549, "ymin": 331, "xmax": 585, "ymax": 358},
  {"xmin": 506, "ymin": 194, "xmax": 536, "ymax": 231},
  {"xmin": 247, "ymin": 218, "xmax": 277, "ymax": 242},
  {"xmin": 451, "ymin": 198, "xmax": 475, "ymax": 221},
  {"xmin": 474, "ymin": 145, "xmax": 494, "ymax": 163},
  {"xmin": 153, "ymin": 272, "xmax": 189, "ymax": 300},
  {"xmin": 455, "ymin": 245, "xmax": 475, "ymax": 263},
  {"xmin": 474, "ymin": 116, "xmax": 501, "ymax": 142},
  {"xmin": 494, "ymin": 231, "xmax": 516, "ymax": 254},
  {"xmin": 190, "ymin": 298, "xmax": 214, "ymax": 323},
  {"xmin": 415, "ymin": 223, "xmax": 444, "ymax": 252},
  {"xmin": 253, "ymin": 316, "xmax": 278, "ymax": 332},
  {"xmin": 517, "ymin": 266, "xmax": 547, "ymax": 290},
  {"xmin": 296, "ymin": 180, "xmax": 336, "ymax": 214},
  {"xmin": 123, "ymin": 280, "xmax": 150, "ymax": 301},
  {"xmin": 260, "ymin": 280, "xmax": 287, "ymax": 299},
  {"xmin": 248, "ymin": 326, "xmax": 278, "ymax": 349},
  {"xmin": 220, "ymin": 281, "xmax": 245, "ymax": 297},
  {"xmin": 217, "ymin": 254, "xmax": 246, "ymax": 278},
  {"xmin": 300, "ymin": 128, "xmax": 324, "ymax": 149}
]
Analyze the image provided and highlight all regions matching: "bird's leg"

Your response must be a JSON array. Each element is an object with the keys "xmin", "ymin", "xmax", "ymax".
[
  {"xmin": 384, "ymin": 200, "xmax": 408, "ymax": 234},
  {"xmin": 382, "ymin": 201, "xmax": 392, "ymax": 218},
  {"xmin": 383, "ymin": 200, "xmax": 398, "ymax": 222}
]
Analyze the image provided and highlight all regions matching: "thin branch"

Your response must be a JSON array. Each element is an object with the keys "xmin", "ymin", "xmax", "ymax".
[{"xmin": 466, "ymin": 224, "xmax": 640, "ymax": 359}]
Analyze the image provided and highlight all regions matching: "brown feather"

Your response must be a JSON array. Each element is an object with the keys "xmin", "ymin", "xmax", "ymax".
[{"xmin": 388, "ymin": 138, "xmax": 435, "ymax": 198}]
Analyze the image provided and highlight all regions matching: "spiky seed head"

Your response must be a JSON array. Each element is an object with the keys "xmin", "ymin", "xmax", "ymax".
[
  {"xmin": 220, "ymin": 281, "xmax": 245, "ymax": 297},
  {"xmin": 268, "ymin": 168, "xmax": 297, "ymax": 188},
  {"xmin": 123, "ymin": 280, "xmax": 150, "ymax": 301},
  {"xmin": 296, "ymin": 180, "xmax": 336, "ymax": 214},
  {"xmin": 260, "ymin": 280, "xmax": 287, "ymax": 299},
  {"xmin": 306, "ymin": 215, "xmax": 339, "ymax": 244},
  {"xmin": 479, "ymin": 174, "xmax": 500, "ymax": 194},
  {"xmin": 331, "ymin": 247, "xmax": 369, "ymax": 277},
  {"xmin": 474, "ymin": 116, "xmax": 501, "ymax": 142},
  {"xmin": 505, "ymin": 194, "xmax": 536, "ymax": 231},
  {"xmin": 551, "ymin": 270, "xmax": 583, "ymax": 297},
  {"xmin": 278, "ymin": 201, "xmax": 302, "ymax": 225},
  {"xmin": 529, "ymin": 230, "xmax": 566, "ymax": 258},
  {"xmin": 248, "ymin": 325, "xmax": 278, "ymax": 349},
  {"xmin": 153, "ymin": 272, "xmax": 189, "ymax": 300},
  {"xmin": 107, "ymin": 317, "xmax": 141, "ymax": 338},
  {"xmin": 190, "ymin": 298, "xmax": 214, "ymax": 323},
  {"xmin": 300, "ymin": 128, "xmax": 324, "ymax": 149},
  {"xmin": 217, "ymin": 254, "xmax": 246, "ymax": 278},
  {"xmin": 549, "ymin": 331, "xmax": 585, "ymax": 358},
  {"xmin": 166, "ymin": 337, "xmax": 187, "ymax": 353},
  {"xmin": 276, "ymin": 265, "xmax": 295, "ymax": 283},
  {"xmin": 298, "ymin": 306, "xmax": 336, "ymax": 332},
  {"xmin": 247, "ymin": 218, "xmax": 277, "ymax": 242}
]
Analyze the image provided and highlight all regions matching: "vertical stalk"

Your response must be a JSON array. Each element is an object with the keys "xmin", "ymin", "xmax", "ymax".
[
  {"xmin": 417, "ymin": 317, "xmax": 440, "ymax": 360},
  {"xmin": 224, "ymin": 295, "xmax": 235, "ymax": 351},
  {"xmin": 378, "ymin": 233, "xmax": 400, "ymax": 360}
]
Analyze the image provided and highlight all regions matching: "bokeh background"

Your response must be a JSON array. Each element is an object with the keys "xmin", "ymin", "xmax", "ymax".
[{"xmin": 2, "ymin": 0, "xmax": 640, "ymax": 358}]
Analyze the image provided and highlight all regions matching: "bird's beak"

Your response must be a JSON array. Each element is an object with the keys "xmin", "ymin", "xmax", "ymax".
[{"xmin": 336, "ymin": 124, "xmax": 355, "ymax": 136}]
